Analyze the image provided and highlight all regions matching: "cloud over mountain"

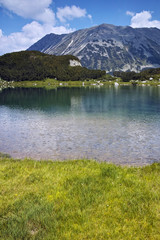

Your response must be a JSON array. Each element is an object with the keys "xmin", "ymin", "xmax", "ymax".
[
  {"xmin": 0, "ymin": 21, "xmax": 75, "ymax": 55},
  {"xmin": 57, "ymin": 5, "xmax": 91, "ymax": 22},
  {"xmin": 0, "ymin": 0, "xmax": 55, "ymax": 23},
  {"xmin": 0, "ymin": 1, "xmax": 91, "ymax": 55},
  {"xmin": 127, "ymin": 10, "xmax": 160, "ymax": 29}
]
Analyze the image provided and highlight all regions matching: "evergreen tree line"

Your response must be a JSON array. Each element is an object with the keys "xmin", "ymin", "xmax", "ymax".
[
  {"xmin": 113, "ymin": 68, "xmax": 160, "ymax": 82},
  {"xmin": 0, "ymin": 51, "xmax": 106, "ymax": 81}
]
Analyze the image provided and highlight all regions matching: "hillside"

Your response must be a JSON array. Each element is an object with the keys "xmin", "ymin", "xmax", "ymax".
[
  {"xmin": 0, "ymin": 51, "xmax": 105, "ymax": 81},
  {"xmin": 28, "ymin": 23, "xmax": 160, "ymax": 72},
  {"xmin": 113, "ymin": 67, "xmax": 160, "ymax": 81}
]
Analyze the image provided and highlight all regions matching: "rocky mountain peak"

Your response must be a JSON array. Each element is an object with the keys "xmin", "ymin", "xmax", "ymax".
[{"xmin": 28, "ymin": 23, "xmax": 160, "ymax": 72}]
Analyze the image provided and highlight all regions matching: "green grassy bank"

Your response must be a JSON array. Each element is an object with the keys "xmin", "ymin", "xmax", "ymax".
[
  {"xmin": 0, "ymin": 157, "xmax": 160, "ymax": 239},
  {"xmin": 0, "ymin": 78, "xmax": 116, "ymax": 90},
  {"xmin": 1, "ymin": 78, "xmax": 160, "ymax": 91}
]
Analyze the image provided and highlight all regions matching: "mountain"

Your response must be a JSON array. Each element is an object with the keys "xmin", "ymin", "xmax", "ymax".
[
  {"xmin": 28, "ymin": 23, "xmax": 160, "ymax": 72},
  {"xmin": 0, "ymin": 51, "xmax": 105, "ymax": 81}
]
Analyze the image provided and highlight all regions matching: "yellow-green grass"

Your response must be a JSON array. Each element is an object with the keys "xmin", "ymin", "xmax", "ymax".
[{"xmin": 0, "ymin": 157, "xmax": 160, "ymax": 239}]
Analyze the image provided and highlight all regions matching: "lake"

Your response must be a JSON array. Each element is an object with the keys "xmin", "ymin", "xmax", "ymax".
[{"xmin": 0, "ymin": 85, "xmax": 160, "ymax": 165}]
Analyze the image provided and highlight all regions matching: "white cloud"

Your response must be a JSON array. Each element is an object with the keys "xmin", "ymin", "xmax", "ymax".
[
  {"xmin": 128, "ymin": 10, "xmax": 160, "ymax": 29},
  {"xmin": 126, "ymin": 11, "xmax": 134, "ymax": 17},
  {"xmin": 57, "ymin": 5, "xmax": 89, "ymax": 22},
  {"xmin": 0, "ymin": 0, "xmax": 55, "ymax": 24},
  {"xmin": 0, "ymin": 22, "xmax": 74, "ymax": 55},
  {"xmin": 0, "ymin": 29, "xmax": 2, "ymax": 38},
  {"xmin": 35, "ymin": 8, "xmax": 55, "ymax": 24},
  {"xmin": 88, "ymin": 14, "xmax": 92, "ymax": 20},
  {"xmin": 0, "ymin": 1, "xmax": 91, "ymax": 55}
]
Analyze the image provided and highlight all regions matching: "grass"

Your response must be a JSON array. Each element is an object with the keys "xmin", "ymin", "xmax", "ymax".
[
  {"xmin": 0, "ymin": 78, "xmax": 110, "ymax": 90},
  {"xmin": 0, "ymin": 78, "xmax": 119, "ymax": 90},
  {"xmin": 1, "ymin": 78, "xmax": 160, "ymax": 91},
  {"xmin": 0, "ymin": 157, "xmax": 160, "ymax": 239}
]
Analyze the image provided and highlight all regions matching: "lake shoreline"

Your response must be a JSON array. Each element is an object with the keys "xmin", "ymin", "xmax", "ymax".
[
  {"xmin": 1, "ymin": 78, "xmax": 160, "ymax": 91},
  {"xmin": 0, "ymin": 152, "xmax": 159, "ymax": 167}
]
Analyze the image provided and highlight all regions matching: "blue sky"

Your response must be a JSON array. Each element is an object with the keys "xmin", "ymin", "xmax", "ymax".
[{"xmin": 0, "ymin": 0, "xmax": 160, "ymax": 55}]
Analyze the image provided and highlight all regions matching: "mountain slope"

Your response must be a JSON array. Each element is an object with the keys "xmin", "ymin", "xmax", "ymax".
[{"xmin": 28, "ymin": 24, "xmax": 160, "ymax": 72}]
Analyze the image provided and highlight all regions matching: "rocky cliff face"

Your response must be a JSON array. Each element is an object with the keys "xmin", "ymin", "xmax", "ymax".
[{"xmin": 28, "ymin": 24, "xmax": 160, "ymax": 72}]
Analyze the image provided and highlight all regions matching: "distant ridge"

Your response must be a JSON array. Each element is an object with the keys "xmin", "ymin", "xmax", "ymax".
[{"xmin": 28, "ymin": 23, "xmax": 160, "ymax": 72}]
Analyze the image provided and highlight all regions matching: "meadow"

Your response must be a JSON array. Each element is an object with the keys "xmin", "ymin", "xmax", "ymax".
[{"xmin": 0, "ymin": 156, "xmax": 160, "ymax": 239}]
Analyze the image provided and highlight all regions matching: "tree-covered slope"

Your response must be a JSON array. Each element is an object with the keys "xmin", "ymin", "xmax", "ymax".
[
  {"xmin": 114, "ymin": 68, "xmax": 160, "ymax": 81},
  {"xmin": 0, "ymin": 51, "xmax": 105, "ymax": 81}
]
